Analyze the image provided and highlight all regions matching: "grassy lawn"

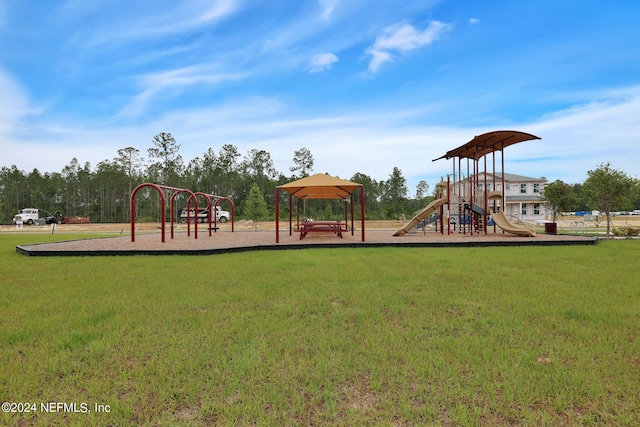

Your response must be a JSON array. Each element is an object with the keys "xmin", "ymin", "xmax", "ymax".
[{"xmin": 1, "ymin": 233, "xmax": 639, "ymax": 426}]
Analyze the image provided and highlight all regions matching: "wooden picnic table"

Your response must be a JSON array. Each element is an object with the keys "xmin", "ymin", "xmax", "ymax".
[{"xmin": 295, "ymin": 221, "xmax": 348, "ymax": 240}]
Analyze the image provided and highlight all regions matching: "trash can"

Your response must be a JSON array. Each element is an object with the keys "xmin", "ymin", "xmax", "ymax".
[{"xmin": 544, "ymin": 222, "xmax": 557, "ymax": 234}]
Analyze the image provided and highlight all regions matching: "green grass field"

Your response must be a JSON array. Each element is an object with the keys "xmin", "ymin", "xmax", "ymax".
[{"xmin": 1, "ymin": 233, "xmax": 639, "ymax": 426}]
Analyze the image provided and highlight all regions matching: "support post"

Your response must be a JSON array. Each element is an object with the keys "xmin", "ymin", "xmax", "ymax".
[
  {"xmin": 360, "ymin": 186, "xmax": 365, "ymax": 242},
  {"xmin": 275, "ymin": 188, "xmax": 280, "ymax": 243},
  {"xmin": 289, "ymin": 195, "xmax": 293, "ymax": 236}
]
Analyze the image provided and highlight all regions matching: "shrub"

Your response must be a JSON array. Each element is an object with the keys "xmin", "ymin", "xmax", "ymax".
[{"xmin": 613, "ymin": 226, "xmax": 640, "ymax": 237}]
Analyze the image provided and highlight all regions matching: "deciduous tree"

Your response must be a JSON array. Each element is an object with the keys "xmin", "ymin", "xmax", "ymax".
[
  {"xmin": 541, "ymin": 180, "xmax": 577, "ymax": 222},
  {"xmin": 583, "ymin": 162, "xmax": 638, "ymax": 236},
  {"xmin": 351, "ymin": 172, "xmax": 380, "ymax": 217}
]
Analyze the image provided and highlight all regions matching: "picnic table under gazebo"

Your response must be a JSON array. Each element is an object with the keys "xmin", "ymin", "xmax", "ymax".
[{"xmin": 275, "ymin": 173, "xmax": 365, "ymax": 243}]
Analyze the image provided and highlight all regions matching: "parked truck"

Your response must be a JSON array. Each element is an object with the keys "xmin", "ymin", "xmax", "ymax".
[
  {"xmin": 13, "ymin": 208, "xmax": 62, "ymax": 225},
  {"xmin": 12, "ymin": 208, "xmax": 90, "ymax": 225},
  {"xmin": 178, "ymin": 206, "xmax": 230, "ymax": 223}
]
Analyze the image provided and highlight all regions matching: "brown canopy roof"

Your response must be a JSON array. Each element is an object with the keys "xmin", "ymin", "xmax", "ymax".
[
  {"xmin": 277, "ymin": 173, "xmax": 363, "ymax": 200},
  {"xmin": 433, "ymin": 130, "xmax": 540, "ymax": 161}
]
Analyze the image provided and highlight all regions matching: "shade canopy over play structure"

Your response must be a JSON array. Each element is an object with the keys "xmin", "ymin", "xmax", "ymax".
[
  {"xmin": 275, "ymin": 173, "xmax": 365, "ymax": 242},
  {"xmin": 432, "ymin": 130, "xmax": 540, "ymax": 162},
  {"xmin": 395, "ymin": 130, "xmax": 541, "ymax": 237},
  {"xmin": 433, "ymin": 129, "xmax": 540, "ymax": 212}
]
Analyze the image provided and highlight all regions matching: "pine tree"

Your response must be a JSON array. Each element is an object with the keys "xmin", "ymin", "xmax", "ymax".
[{"xmin": 244, "ymin": 184, "xmax": 269, "ymax": 230}]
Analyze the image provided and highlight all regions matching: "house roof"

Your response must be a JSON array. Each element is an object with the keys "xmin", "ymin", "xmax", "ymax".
[
  {"xmin": 478, "ymin": 172, "xmax": 547, "ymax": 182},
  {"xmin": 277, "ymin": 173, "xmax": 363, "ymax": 200},
  {"xmin": 433, "ymin": 130, "xmax": 540, "ymax": 161}
]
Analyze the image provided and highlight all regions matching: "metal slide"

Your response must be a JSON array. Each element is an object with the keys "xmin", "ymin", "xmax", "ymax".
[
  {"xmin": 489, "ymin": 209, "xmax": 536, "ymax": 237},
  {"xmin": 393, "ymin": 197, "xmax": 448, "ymax": 236}
]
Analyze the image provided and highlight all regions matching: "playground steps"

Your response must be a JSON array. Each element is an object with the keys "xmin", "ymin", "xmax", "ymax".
[{"xmin": 416, "ymin": 214, "xmax": 440, "ymax": 229}]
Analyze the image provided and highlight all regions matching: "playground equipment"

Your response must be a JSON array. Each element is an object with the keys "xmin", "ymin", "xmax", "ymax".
[
  {"xmin": 185, "ymin": 193, "xmax": 235, "ymax": 233},
  {"xmin": 130, "ymin": 183, "xmax": 197, "ymax": 243},
  {"xmin": 570, "ymin": 220, "xmax": 587, "ymax": 233},
  {"xmin": 489, "ymin": 209, "xmax": 536, "ymax": 237},
  {"xmin": 178, "ymin": 206, "xmax": 230, "ymax": 223},
  {"xmin": 393, "ymin": 197, "xmax": 447, "ymax": 236},
  {"xmin": 394, "ymin": 130, "xmax": 541, "ymax": 238},
  {"xmin": 129, "ymin": 183, "xmax": 235, "ymax": 243}
]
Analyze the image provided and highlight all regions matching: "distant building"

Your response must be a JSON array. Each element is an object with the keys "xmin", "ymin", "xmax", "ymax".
[{"xmin": 452, "ymin": 172, "xmax": 548, "ymax": 222}]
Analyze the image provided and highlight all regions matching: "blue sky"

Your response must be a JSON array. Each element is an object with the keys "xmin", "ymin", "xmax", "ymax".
[{"xmin": 1, "ymin": 0, "xmax": 639, "ymax": 193}]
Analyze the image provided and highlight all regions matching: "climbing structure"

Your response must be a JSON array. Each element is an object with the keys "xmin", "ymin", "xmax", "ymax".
[{"xmin": 394, "ymin": 130, "xmax": 540, "ymax": 237}]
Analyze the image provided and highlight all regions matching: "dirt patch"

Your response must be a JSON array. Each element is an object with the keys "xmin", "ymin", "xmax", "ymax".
[{"xmin": 4, "ymin": 216, "xmax": 638, "ymax": 234}]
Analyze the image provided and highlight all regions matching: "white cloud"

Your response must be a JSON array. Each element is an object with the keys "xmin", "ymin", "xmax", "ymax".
[
  {"xmin": 479, "ymin": 88, "xmax": 640, "ymax": 185},
  {"xmin": 318, "ymin": 0, "xmax": 339, "ymax": 21},
  {"xmin": 367, "ymin": 21, "xmax": 451, "ymax": 72},
  {"xmin": 469, "ymin": 18, "xmax": 480, "ymax": 25},
  {"xmin": 308, "ymin": 52, "xmax": 339, "ymax": 73},
  {"xmin": 0, "ymin": 69, "xmax": 31, "ymax": 135},
  {"xmin": 3, "ymin": 79, "xmax": 640, "ymax": 192},
  {"xmin": 368, "ymin": 50, "xmax": 392, "ymax": 75},
  {"xmin": 74, "ymin": 0, "xmax": 239, "ymax": 48},
  {"xmin": 118, "ymin": 65, "xmax": 247, "ymax": 118},
  {"xmin": 194, "ymin": 0, "xmax": 238, "ymax": 25}
]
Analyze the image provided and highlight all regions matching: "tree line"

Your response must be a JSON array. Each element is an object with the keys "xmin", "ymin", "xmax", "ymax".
[
  {"xmin": 1, "ymin": 133, "xmax": 638, "ymax": 224},
  {"xmin": 0, "ymin": 132, "xmax": 431, "ymax": 223}
]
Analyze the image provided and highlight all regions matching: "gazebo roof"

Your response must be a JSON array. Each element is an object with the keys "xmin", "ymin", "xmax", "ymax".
[
  {"xmin": 277, "ymin": 173, "xmax": 362, "ymax": 200},
  {"xmin": 433, "ymin": 130, "xmax": 540, "ymax": 161}
]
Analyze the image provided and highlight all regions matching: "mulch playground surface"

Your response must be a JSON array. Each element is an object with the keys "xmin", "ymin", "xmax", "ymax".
[{"xmin": 15, "ymin": 225, "xmax": 597, "ymax": 256}]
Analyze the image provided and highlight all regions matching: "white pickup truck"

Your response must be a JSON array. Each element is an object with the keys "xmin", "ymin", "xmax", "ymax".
[{"xmin": 178, "ymin": 206, "xmax": 230, "ymax": 223}]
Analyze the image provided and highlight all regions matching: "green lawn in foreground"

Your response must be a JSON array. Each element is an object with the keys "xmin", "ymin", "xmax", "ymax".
[{"xmin": 1, "ymin": 234, "xmax": 639, "ymax": 426}]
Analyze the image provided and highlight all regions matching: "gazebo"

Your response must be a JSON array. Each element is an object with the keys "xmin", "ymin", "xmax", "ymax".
[{"xmin": 275, "ymin": 173, "xmax": 365, "ymax": 243}]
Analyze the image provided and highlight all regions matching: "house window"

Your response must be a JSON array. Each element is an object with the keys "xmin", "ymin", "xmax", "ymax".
[
  {"xmin": 520, "ymin": 184, "xmax": 527, "ymax": 194},
  {"xmin": 534, "ymin": 203, "xmax": 540, "ymax": 215},
  {"xmin": 506, "ymin": 184, "xmax": 510, "ymax": 191},
  {"xmin": 533, "ymin": 183, "xmax": 540, "ymax": 194},
  {"xmin": 521, "ymin": 204, "xmax": 528, "ymax": 215}
]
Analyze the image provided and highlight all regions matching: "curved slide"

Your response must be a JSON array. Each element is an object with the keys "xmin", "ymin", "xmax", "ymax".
[
  {"xmin": 393, "ymin": 197, "xmax": 447, "ymax": 236},
  {"xmin": 490, "ymin": 209, "xmax": 536, "ymax": 237}
]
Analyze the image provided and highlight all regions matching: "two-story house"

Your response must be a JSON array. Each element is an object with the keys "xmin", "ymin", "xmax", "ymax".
[
  {"xmin": 448, "ymin": 172, "xmax": 548, "ymax": 222},
  {"xmin": 474, "ymin": 172, "xmax": 548, "ymax": 222}
]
